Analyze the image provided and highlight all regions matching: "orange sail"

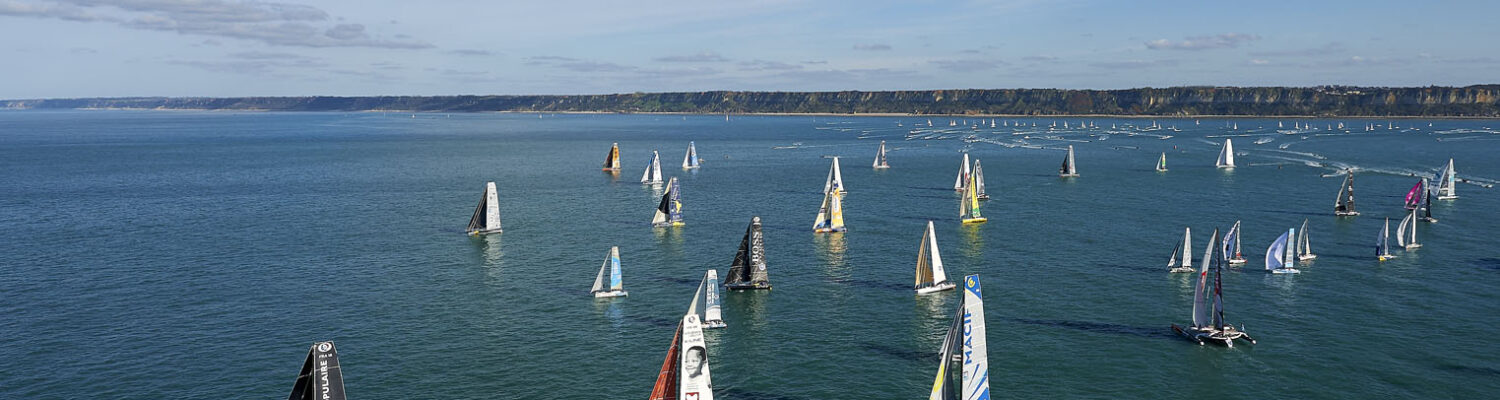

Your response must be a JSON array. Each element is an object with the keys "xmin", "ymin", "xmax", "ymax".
[{"xmin": 648, "ymin": 323, "xmax": 683, "ymax": 400}]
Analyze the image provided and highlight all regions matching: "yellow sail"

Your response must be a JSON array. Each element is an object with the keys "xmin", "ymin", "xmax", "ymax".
[{"xmin": 961, "ymin": 168, "xmax": 987, "ymax": 224}]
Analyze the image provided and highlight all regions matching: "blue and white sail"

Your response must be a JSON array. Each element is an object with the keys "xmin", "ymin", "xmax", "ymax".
[
  {"xmin": 702, "ymin": 269, "xmax": 726, "ymax": 328},
  {"xmin": 641, "ymin": 151, "xmax": 664, "ymax": 184},
  {"xmin": 1265, "ymin": 229, "xmax": 1299, "ymax": 274},
  {"xmin": 682, "ymin": 141, "xmax": 701, "ymax": 169},
  {"xmin": 591, "ymin": 246, "xmax": 628, "ymax": 298},
  {"xmin": 928, "ymin": 275, "xmax": 990, "ymax": 400}
]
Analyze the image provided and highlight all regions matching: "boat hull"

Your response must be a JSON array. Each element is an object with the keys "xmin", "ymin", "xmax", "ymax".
[
  {"xmin": 1271, "ymin": 268, "xmax": 1301, "ymax": 274},
  {"xmin": 1168, "ymin": 267, "xmax": 1196, "ymax": 273},
  {"xmin": 468, "ymin": 228, "xmax": 503, "ymax": 236},
  {"xmin": 602, "ymin": 168, "xmax": 619, "ymax": 172},
  {"xmin": 1172, "ymin": 324, "xmax": 1256, "ymax": 347},
  {"xmin": 814, "ymin": 227, "xmax": 846, "ymax": 233},
  {"xmin": 1335, "ymin": 211, "xmax": 1360, "ymax": 216},
  {"xmin": 1227, "ymin": 257, "xmax": 1247, "ymax": 265},
  {"xmin": 653, "ymin": 222, "xmax": 685, "ymax": 228},
  {"xmin": 915, "ymin": 282, "xmax": 956, "ymax": 294},
  {"xmin": 1378, "ymin": 255, "xmax": 1396, "ymax": 261},
  {"xmin": 1404, "ymin": 244, "xmax": 1422, "ymax": 250},
  {"xmin": 1298, "ymin": 255, "xmax": 1317, "ymax": 261},
  {"xmin": 961, "ymin": 217, "xmax": 987, "ymax": 224},
  {"xmin": 1438, "ymin": 195, "xmax": 1458, "ymax": 200},
  {"xmin": 725, "ymin": 282, "xmax": 772, "ymax": 291},
  {"xmin": 592, "ymin": 290, "xmax": 628, "ymax": 298},
  {"xmin": 1059, "ymin": 173, "xmax": 1079, "ymax": 178},
  {"xmin": 704, "ymin": 320, "xmax": 727, "ymax": 329}
]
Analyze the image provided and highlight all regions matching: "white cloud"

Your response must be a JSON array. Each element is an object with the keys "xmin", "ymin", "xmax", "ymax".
[{"xmin": 1145, "ymin": 33, "xmax": 1260, "ymax": 50}]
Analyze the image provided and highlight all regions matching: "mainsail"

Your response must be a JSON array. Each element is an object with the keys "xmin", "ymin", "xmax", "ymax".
[
  {"xmin": 652, "ymin": 177, "xmax": 684, "ymax": 227},
  {"xmin": 813, "ymin": 183, "xmax": 847, "ymax": 233},
  {"xmin": 702, "ymin": 270, "xmax": 726, "ymax": 328},
  {"xmin": 822, "ymin": 157, "xmax": 847, "ymax": 194},
  {"xmin": 603, "ymin": 142, "xmax": 621, "ymax": 171},
  {"xmin": 1397, "ymin": 208, "xmax": 1420, "ymax": 249},
  {"xmin": 873, "ymin": 141, "xmax": 890, "ymax": 169},
  {"xmin": 915, "ymin": 221, "xmax": 953, "ymax": 293},
  {"xmin": 1192, "ymin": 229, "xmax": 1217, "ymax": 328},
  {"xmin": 1377, "ymin": 218, "xmax": 1394, "ymax": 260},
  {"xmin": 972, "ymin": 159, "xmax": 988, "ymax": 200},
  {"xmin": 467, "ymin": 181, "xmax": 503, "ymax": 235},
  {"xmin": 287, "ymin": 341, "xmax": 346, "ymax": 400},
  {"xmin": 1169, "ymin": 227, "xmax": 1193, "ymax": 272},
  {"xmin": 1421, "ymin": 178, "xmax": 1437, "ymax": 222},
  {"xmin": 1436, "ymin": 158, "xmax": 1458, "ymax": 199},
  {"xmin": 682, "ymin": 141, "xmax": 701, "ymax": 169},
  {"xmin": 1297, "ymin": 219, "xmax": 1315, "ymax": 261},
  {"xmin": 953, "ymin": 153, "xmax": 971, "ymax": 190},
  {"xmin": 1156, "ymin": 152, "xmax": 1168, "ymax": 172},
  {"xmin": 725, "ymin": 216, "xmax": 771, "ymax": 290},
  {"xmin": 1225, "ymin": 220, "xmax": 1246, "ymax": 264},
  {"xmin": 927, "ymin": 275, "xmax": 990, "ymax": 400},
  {"xmin": 1334, "ymin": 174, "xmax": 1358, "ymax": 216},
  {"xmin": 591, "ymin": 246, "xmax": 627, "ymax": 297},
  {"xmin": 1216, "ymin": 139, "xmax": 1235, "ymax": 168},
  {"xmin": 959, "ymin": 167, "xmax": 986, "ymax": 224},
  {"xmin": 1265, "ymin": 229, "xmax": 1298, "ymax": 274},
  {"xmin": 1059, "ymin": 145, "xmax": 1079, "ymax": 177},
  {"xmin": 641, "ymin": 151, "xmax": 664, "ymax": 184}
]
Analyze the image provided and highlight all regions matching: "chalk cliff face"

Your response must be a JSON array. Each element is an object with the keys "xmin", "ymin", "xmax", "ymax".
[{"xmin": 6, "ymin": 86, "xmax": 1499, "ymax": 116}]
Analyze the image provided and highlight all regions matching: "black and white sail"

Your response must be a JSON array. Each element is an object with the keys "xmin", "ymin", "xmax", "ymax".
[
  {"xmin": 724, "ymin": 216, "xmax": 770, "ymax": 290},
  {"xmin": 466, "ymin": 181, "xmax": 502, "ymax": 235},
  {"xmin": 1059, "ymin": 145, "xmax": 1079, "ymax": 177},
  {"xmin": 287, "ymin": 341, "xmax": 346, "ymax": 400},
  {"xmin": 972, "ymin": 159, "xmax": 989, "ymax": 200},
  {"xmin": 1334, "ymin": 173, "xmax": 1358, "ymax": 216}
]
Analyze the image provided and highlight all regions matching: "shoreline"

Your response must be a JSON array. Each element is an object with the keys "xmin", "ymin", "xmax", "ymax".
[{"xmin": 7, "ymin": 108, "xmax": 1497, "ymax": 119}]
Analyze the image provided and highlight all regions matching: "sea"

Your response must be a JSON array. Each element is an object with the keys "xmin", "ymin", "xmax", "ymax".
[{"xmin": 2, "ymin": 110, "xmax": 1498, "ymax": 399}]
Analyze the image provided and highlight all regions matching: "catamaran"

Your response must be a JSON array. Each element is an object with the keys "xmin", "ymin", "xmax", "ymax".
[
  {"xmin": 698, "ymin": 270, "xmax": 726, "ymax": 328},
  {"xmin": 1156, "ymin": 152, "xmax": 1168, "ymax": 172},
  {"xmin": 466, "ymin": 182, "xmax": 503, "ymax": 236},
  {"xmin": 813, "ymin": 180, "xmax": 847, "ymax": 233},
  {"xmin": 914, "ymin": 221, "xmax": 956, "ymax": 294},
  {"xmin": 682, "ymin": 141, "xmax": 701, "ymax": 169},
  {"xmin": 1397, "ymin": 208, "xmax": 1420, "ymax": 250},
  {"xmin": 1296, "ymin": 219, "xmax": 1316, "ymax": 261},
  {"xmin": 647, "ymin": 314, "xmax": 715, "ymax": 400},
  {"xmin": 288, "ymin": 341, "xmax": 346, "ymax": 400},
  {"xmin": 725, "ymin": 216, "xmax": 771, "ymax": 290},
  {"xmin": 1224, "ymin": 220, "xmax": 1246, "ymax": 265},
  {"xmin": 1377, "ymin": 218, "xmax": 1395, "ymax": 261},
  {"xmin": 1059, "ymin": 145, "xmax": 1079, "ymax": 177},
  {"xmin": 1173, "ymin": 228, "xmax": 1258, "ymax": 347},
  {"xmin": 1435, "ymin": 158, "xmax": 1458, "ymax": 199},
  {"xmin": 927, "ymin": 275, "xmax": 990, "ymax": 399},
  {"xmin": 1403, "ymin": 179, "xmax": 1424, "ymax": 210},
  {"xmin": 602, "ymin": 142, "xmax": 621, "ymax": 172},
  {"xmin": 873, "ymin": 141, "xmax": 890, "ymax": 169},
  {"xmin": 1168, "ymin": 227, "xmax": 1195, "ymax": 273},
  {"xmin": 1334, "ymin": 173, "xmax": 1359, "ymax": 216},
  {"xmin": 959, "ymin": 167, "xmax": 986, "ymax": 224},
  {"xmin": 590, "ymin": 246, "xmax": 628, "ymax": 298},
  {"xmin": 823, "ymin": 156, "xmax": 847, "ymax": 194},
  {"xmin": 1265, "ymin": 228, "xmax": 1300, "ymax": 274},
  {"xmin": 641, "ymin": 151, "xmax": 664, "ymax": 184},
  {"xmin": 1216, "ymin": 138, "xmax": 1235, "ymax": 168},
  {"xmin": 652, "ymin": 177, "xmax": 684, "ymax": 227},
  {"xmin": 972, "ymin": 159, "xmax": 989, "ymax": 200},
  {"xmin": 953, "ymin": 153, "xmax": 971, "ymax": 191}
]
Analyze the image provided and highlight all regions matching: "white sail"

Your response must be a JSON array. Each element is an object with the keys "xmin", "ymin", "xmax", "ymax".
[
  {"xmin": 641, "ymin": 151, "xmax": 663, "ymax": 184},
  {"xmin": 1156, "ymin": 152, "xmax": 1167, "ymax": 172},
  {"xmin": 466, "ymin": 181, "xmax": 502, "ymax": 235},
  {"xmin": 927, "ymin": 221, "xmax": 947, "ymax": 285},
  {"xmin": 1399, "ymin": 208, "xmax": 1420, "ymax": 249},
  {"xmin": 1265, "ymin": 230, "xmax": 1289, "ymax": 272},
  {"xmin": 873, "ymin": 141, "xmax": 890, "ymax": 168},
  {"xmin": 682, "ymin": 141, "xmax": 701, "ymax": 169},
  {"xmin": 1436, "ymin": 158, "xmax": 1458, "ymax": 199},
  {"xmin": 823, "ymin": 157, "xmax": 847, "ymax": 194},
  {"xmin": 1181, "ymin": 227, "xmax": 1193, "ymax": 269},
  {"xmin": 677, "ymin": 314, "xmax": 714, "ymax": 400},
  {"xmin": 927, "ymin": 275, "xmax": 990, "ymax": 400},
  {"xmin": 1192, "ymin": 230, "xmax": 1215, "ymax": 327},
  {"xmin": 703, "ymin": 270, "xmax": 725, "ymax": 328},
  {"xmin": 1216, "ymin": 138, "xmax": 1235, "ymax": 168},
  {"xmin": 1378, "ymin": 218, "xmax": 1393, "ymax": 259},
  {"xmin": 953, "ymin": 153, "xmax": 971, "ymax": 190},
  {"xmin": 1059, "ymin": 145, "xmax": 1078, "ymax": 177},
  {"xmin": 591, "ymin": 246, "xmax": 626, "ymax": 297},
  {"xmin": 972, "ymin": 159, "xmax": 988, "ymax": 199},
  {"xmin": 1297, "ymin": 219, "xmax": 1315, "ymax": 260}
]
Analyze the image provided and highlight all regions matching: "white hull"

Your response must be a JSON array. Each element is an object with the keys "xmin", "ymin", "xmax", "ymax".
[
  {"xmin": 468, "ymin": 228, "xmax": 503, "ymax": 236},
  {"xmin": 1227, "ymin": 257, "xmax": 1247, "ymax": 265},
  {"xmin": 1059, "ymin": 173, "xmax": 1079, "ymax": 178},
  {"xmin": 1169, "ymin": 267, "xmax": 1196, "ymax": 274},
  {"xmin": 704, "ymin": 320, "xmax": 727, "ymax": 329},
  {"xmin": 1335, "ymin": 211, "xmax": 1360, "ymax": 217},
  {"xmin": 592, "ymin": 290, "xmax": 628, "ymax": 298},
  {"xmin": 1297, "ymin": 254, "xmax": 1317, "ymax": 261},
  {"xmin": 1271, "ymin": 268, "xmax": 1300, "ymax": 274},
  {"xmin": 1438, "ymin": 195, "xmax": 1458, "ymax": 200},
  {"xmin": 1404, "ymin": 244, "xmax": 1422, "ymax": 250},
  {"xmin": 915, "ymin": 282, "xmax": 956, "ymax": 294}
]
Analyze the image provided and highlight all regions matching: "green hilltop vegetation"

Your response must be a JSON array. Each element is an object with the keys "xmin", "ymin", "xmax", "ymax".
[{"xmin": 6, "ymin": 86, "xmax": 1500, "ymax": 117}]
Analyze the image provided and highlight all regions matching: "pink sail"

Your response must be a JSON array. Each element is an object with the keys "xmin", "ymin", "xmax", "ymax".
[{"xmin": 1403, "ymin": 180, "xmax": 1423, "ymax": 210}]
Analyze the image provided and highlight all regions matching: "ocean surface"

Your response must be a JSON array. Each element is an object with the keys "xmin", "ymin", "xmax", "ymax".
[{"xmin": 3, "ymin": 110, "xmax": 1498, "ymax": 399}]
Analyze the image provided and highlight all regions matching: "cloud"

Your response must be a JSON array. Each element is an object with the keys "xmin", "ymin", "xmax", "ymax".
[
  {"xmin": 1249, "ymin": 42, "xmax": 1346, "ymax": 57},
  {"xmin": 738, "ymin": 59, "xmax": 802, "ymax": 71},
  {"xmin": 1249, "ymin": 59, "xmax": 1270, "ymax": 65},
  {"xmin": 853, "ymin": 43, "xmax": 892, "ymax": 51},
  {"xmin": 928, "ymin": 59, "xmax": 1007, "ymax": 72},
  {"xmin": 1088, "ymin": 59, "xmax": 1179, "ymax": 69},
  {"xmin": 1, "ymin": 0, "xmax": 431, "ymax": 49},
  {"xmin": 448, "ymin": 49, "xmax": 494, "ymax": 56},
  {"xmin": 168, "ymin": 51, "xmax": 326, "ymax": 75},
  {"xmin": 1145, "ymin": 33, "xmax": 1260, "ymax": 50},
  {"xmin": 1022, "ymin": 55, "xmax": 1058, "ymax": 62},
  {"xmin": 802, "ymin": 60, "xmax": 827, "ymax": 65},
  {"xmin": 525, "ymin": 55, "xmax": 578, "ymax": 65},
  {"xmin": 69, "ymin": 47, "xmax": 97, "ymax": 54},
  {"xmin": 653, "ymin": 52, "xmax": 729, "ymax": 62}
]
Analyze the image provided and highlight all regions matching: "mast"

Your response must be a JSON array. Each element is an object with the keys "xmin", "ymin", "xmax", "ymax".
[
  {"xmin": 467, "ymin": 181, "xmax": 502, "ymax": 235},
  {"xmin": 1216, "ymin": 139, "xmax": 1235, "ymax": 168},
  {"xmin": 287, "ymin": 342, "xmax": 346, "ymax": 400},
  {"xmin": 603, "ymin": 142, "xmax": 621, "ymax": 171},
  {"xmin": 954, "ymin": 153, "xmax": 970, "ymax": 190},
  {"xmin": 642, "ymin": 151, "xmax": 663, "ymax": 184},
  {"xmin": 1377, "ymin": 218, "xmax": 1392, "ymax": 259}
]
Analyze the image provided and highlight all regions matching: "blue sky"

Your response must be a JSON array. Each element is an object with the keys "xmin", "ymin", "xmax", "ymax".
[{"xmin": 2, "ymin": 0, "xmax": 1496, "ymax": 98}]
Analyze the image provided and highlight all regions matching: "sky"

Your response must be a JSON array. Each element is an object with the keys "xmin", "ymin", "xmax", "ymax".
[{"xmin": 2, "ymin": 0, "xmax": 1497, "ymax": 98}]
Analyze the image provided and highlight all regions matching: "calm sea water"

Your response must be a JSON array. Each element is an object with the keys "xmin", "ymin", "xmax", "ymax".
[{"xmin": 3, "ymin": 111, "xmax": 1498, "ymax": 399}]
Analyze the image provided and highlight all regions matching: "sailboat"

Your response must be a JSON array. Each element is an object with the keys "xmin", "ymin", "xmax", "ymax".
[
  {"xmin": 641, "ymin": 151, "xmax": 664, "ymax": 184},
  {"xmin": 1334, "ymin": 173, "xmax": 1359, "ymax": 216},
  {"xmin": 1224, "ymin": 220, "xmax": 1246, "ymax": 265},
  {"xmin": 466, "ymin": 182, "xmax": 503, "ymax": 235},
  {"xmin": 1156, "ymin": 152, "xmax": 1168, "ymax": 172},
  {"xmin": 725, "ymin": 216, "xmax": 771, "ymax": 290},
  {"xmin": 1172, "ymin": 228, "xmax": 1258, "ymax": 347},
  {"xmin": 959, "ymin": 167, "xmax": 986, "ymax": 224},
  {"xmin": 914, "ymin": 221, "xmax": 957, "ymax": 294},
  {"xmin": 602, "ymin": 142, "xmax": 621, "ymax": 172},
  {"xmin": 1397, "ymin": 208, "xmax": 1420, "ymax": 250},
  {"xmin": 652, "ymin": 177, "xmax": 684, "ymax": 227},
  {"xmin": 1059, "ymin": 145, "xmax": 1079, "ymax": 177},
  {"xmin": 813, "ymin": 178, "xmax": 847, "ymax": 233},
  {"xmin": 288, "ymin": 341, "xmax": 346, "ymax": 400},
  {"xmin": 1265, "ymin": 228, "xmax": 1300, "ymax": 274},
  {"xmin": 823, "ymin": 156, "xmax": 847, "ymax": 194},
  {"xmin": 1377, "ymin": 218, "xmax": 1396, "ymax": 261},
  {"xmin": 1216, "ymin": 138, "xmax": 1235, "ymax": 168},
  {"xmin": 953, "ymin": 153, "xmax": 971, "ymax": 191},
  {"xmin": 1403, "ymin": 179, "xmax": 1424, "ymax": 210},
  {"xmin": 1168, "ymin": 227, "xmax": 1195, "ymax": 273},
  {"xmin": 590, "ymin": 246, "xmax": 628, "ymax": 298},
  {"xmin": 927, "ymin": 275, "xmax": 990, "ymax": 399},
  {"xmin": 1296, "ymin": 219, "xmax": 1316, "ymax": 261},
  {"xmin": 972, "ymin": 159, "xmax": 989, "ymax": 200},
  {"xmin": 647, "ymin": 314, "xmax": 715, "ymax": 400},
  {"xmin": 873, "ymin": 141, "xmax": 890, "ymax": 169},
  {"xmin": 1435, "ymin": 158, "xmax": 1458, "ymax": 199},
  {"xmin": 699, "ymin": 270, "xmax": 726, "ymax": 328},
  {"xmin": 1420, "ymin": 178, "xmax": 1438, "ymax": 222},
  {"xmin": 682, "ymin": 141, "xmax": 701, "ymax": 169}
]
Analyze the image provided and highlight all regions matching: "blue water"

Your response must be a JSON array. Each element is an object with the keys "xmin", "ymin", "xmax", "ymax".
[{"xmin": 3, "ymin": 111, "xmax": 1498, "ymax": 399}]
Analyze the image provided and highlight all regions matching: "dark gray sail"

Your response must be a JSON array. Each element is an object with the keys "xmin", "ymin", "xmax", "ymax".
[
  {"xmin": 466, "ymin": 194, "xmax": 488, "ymax": 232},
  {"xmin": 288, "ymin": 341, "xmax": 346, "ymax": 400},
  {"xmin": 724, "ymin": 216, "xmax": 770, "ymax": 290}
]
